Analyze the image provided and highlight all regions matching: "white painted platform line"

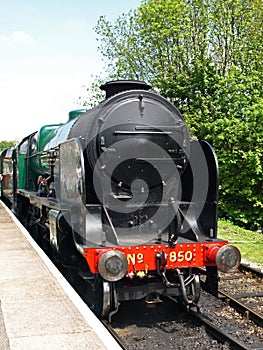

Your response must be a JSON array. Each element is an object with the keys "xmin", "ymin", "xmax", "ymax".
[{"xmin": 1, "ymin": 202, "xmax": 122, "ymax": 350}]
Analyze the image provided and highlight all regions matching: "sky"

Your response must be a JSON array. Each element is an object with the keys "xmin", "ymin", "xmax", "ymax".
[{"xmin": 0, "ymin": 0, "xmax": 141, "ymax": 141}]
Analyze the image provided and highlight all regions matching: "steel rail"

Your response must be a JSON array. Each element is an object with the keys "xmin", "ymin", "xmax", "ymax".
[
  {"xmin": 219, "ymin": 290, "xmax": 263, "ymax": 328},
  {"xmin": 239, "ymin": 263, "xmax": 263, "ymax": 279},
  {"xmin": 190, "ymin": 310, "xmax": 251, "ymax": 350},
  {"xmin": 218, "ymin": 263, "xmax": 263, "ymax": 328},
  {"xmin": 101, "ymin": 320, "xmax": 128, "ymax": 350}
]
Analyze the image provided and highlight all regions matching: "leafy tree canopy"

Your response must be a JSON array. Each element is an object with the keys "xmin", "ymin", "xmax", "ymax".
[
  {"xmin": 0, "ymin": 141, "xmax": 16, "ymax": 153},
  {"xmin": 94, "ymin": 0, "xmax": 263, "ymax": 229}
]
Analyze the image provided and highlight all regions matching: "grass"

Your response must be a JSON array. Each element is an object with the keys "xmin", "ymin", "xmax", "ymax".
[{"xmin": 218, "ymin": 219, "xmax": 263, "ymax": 265}]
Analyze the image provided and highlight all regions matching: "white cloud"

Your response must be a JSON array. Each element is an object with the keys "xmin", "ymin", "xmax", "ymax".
[{"xmin": 0, "ymin": 31, "xmax": 34, "ymax": 44}]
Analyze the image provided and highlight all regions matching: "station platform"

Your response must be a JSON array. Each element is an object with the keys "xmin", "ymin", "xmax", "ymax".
[{"xmin": 0, "ymin": 201, "xmax": 121, "ymax": 350}]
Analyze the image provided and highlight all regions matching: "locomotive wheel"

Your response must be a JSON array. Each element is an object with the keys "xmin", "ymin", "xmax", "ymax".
[{"xmin": 94, "ymin": 276, "xmax": 112, "ymax": 318}]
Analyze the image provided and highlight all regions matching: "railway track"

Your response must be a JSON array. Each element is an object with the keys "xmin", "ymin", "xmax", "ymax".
[
  {"xmin": 189, "ymin": 309, "xmax": 254, "ymax": 350},
  {"xmin": 101, "ymin": 320, "xmax": 129, "ymax": 350},
  {"xmin": 102, "ymin": 288, "xmax": 263, "ymax": 349},
  {"xmin": 239, "ymin": 263, "xmax": 263, "ymax": 279},
  {"xmin": 107, "ymin": 315, "xmax": 245, "ymax": 350},
  {"xmin": 57, "ymin": 258, "xmax": 263, "ymax": 349},
  {"xmin": 218, "ymin": 263, "xmax": 263, "ymax": 328}
]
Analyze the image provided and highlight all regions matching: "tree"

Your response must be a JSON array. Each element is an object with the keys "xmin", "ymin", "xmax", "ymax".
[
  {"xmin": 205, "ymin": 71, "xmax": 263, "ymax": 228},
  {"xmin": 0, "ymin": 141, "xmax": 16, "ymax": 153},
  {"xmin": 94, "ymin": 0, "xmax": 263, "ymax": 228},
  {"xmin": 95, "ymin": 0, "xmax": 263, "ymax": 84}
]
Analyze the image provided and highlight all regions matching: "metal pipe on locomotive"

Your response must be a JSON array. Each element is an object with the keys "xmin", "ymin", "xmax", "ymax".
[{"xmin": 0, "ymin": 80, "xmax": 241, "ymax": 319}]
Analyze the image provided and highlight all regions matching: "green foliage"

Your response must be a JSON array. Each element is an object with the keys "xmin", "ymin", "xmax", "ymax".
[
  {"xmin": 0, "ymin": 141, "xmax": 16, "ymax": 153},
  {"xmin": 180, "ymin": 68, "xmax": 263, "ymax": 228},
  {"xmin": 94, "ymin": 0, "xmax": 263, "ymax": 228},
  {"xmin": 212, "ymin": 73, "xmax": 263, "ymax": 228}
]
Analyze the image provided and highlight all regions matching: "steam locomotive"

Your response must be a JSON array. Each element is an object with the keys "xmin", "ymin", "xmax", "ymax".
[{"xmin": 0, "ymin": 80, "xmax": 240, "ymax": 320}]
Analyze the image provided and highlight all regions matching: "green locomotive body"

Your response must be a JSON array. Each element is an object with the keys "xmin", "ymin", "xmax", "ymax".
[{"xmin": 16, "ymin": 109, "xmax": 86, "ymax": 192}]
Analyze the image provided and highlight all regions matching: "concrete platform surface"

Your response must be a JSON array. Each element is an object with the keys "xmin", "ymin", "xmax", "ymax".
[{"xmin": 0, "ymin": 201, "xmax": 121, "ymax": 350}]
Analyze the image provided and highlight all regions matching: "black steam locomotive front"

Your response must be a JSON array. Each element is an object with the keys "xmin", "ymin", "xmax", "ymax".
[
  {"xmin": 3, "ymin": 79, "xmax": 240, "ymax": 319},
  {"xmin": 68, "ymin": 80, "xmax": 190, "ymax": 246},
  {"xmin": 63, "ymin": 80, "xmax": 239, "ymax": 319}
]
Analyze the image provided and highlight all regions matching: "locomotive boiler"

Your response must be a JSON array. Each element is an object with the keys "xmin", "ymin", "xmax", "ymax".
[{"xmin": 0, "ymin": 80, "xmax": 241, "ymax": 319}]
